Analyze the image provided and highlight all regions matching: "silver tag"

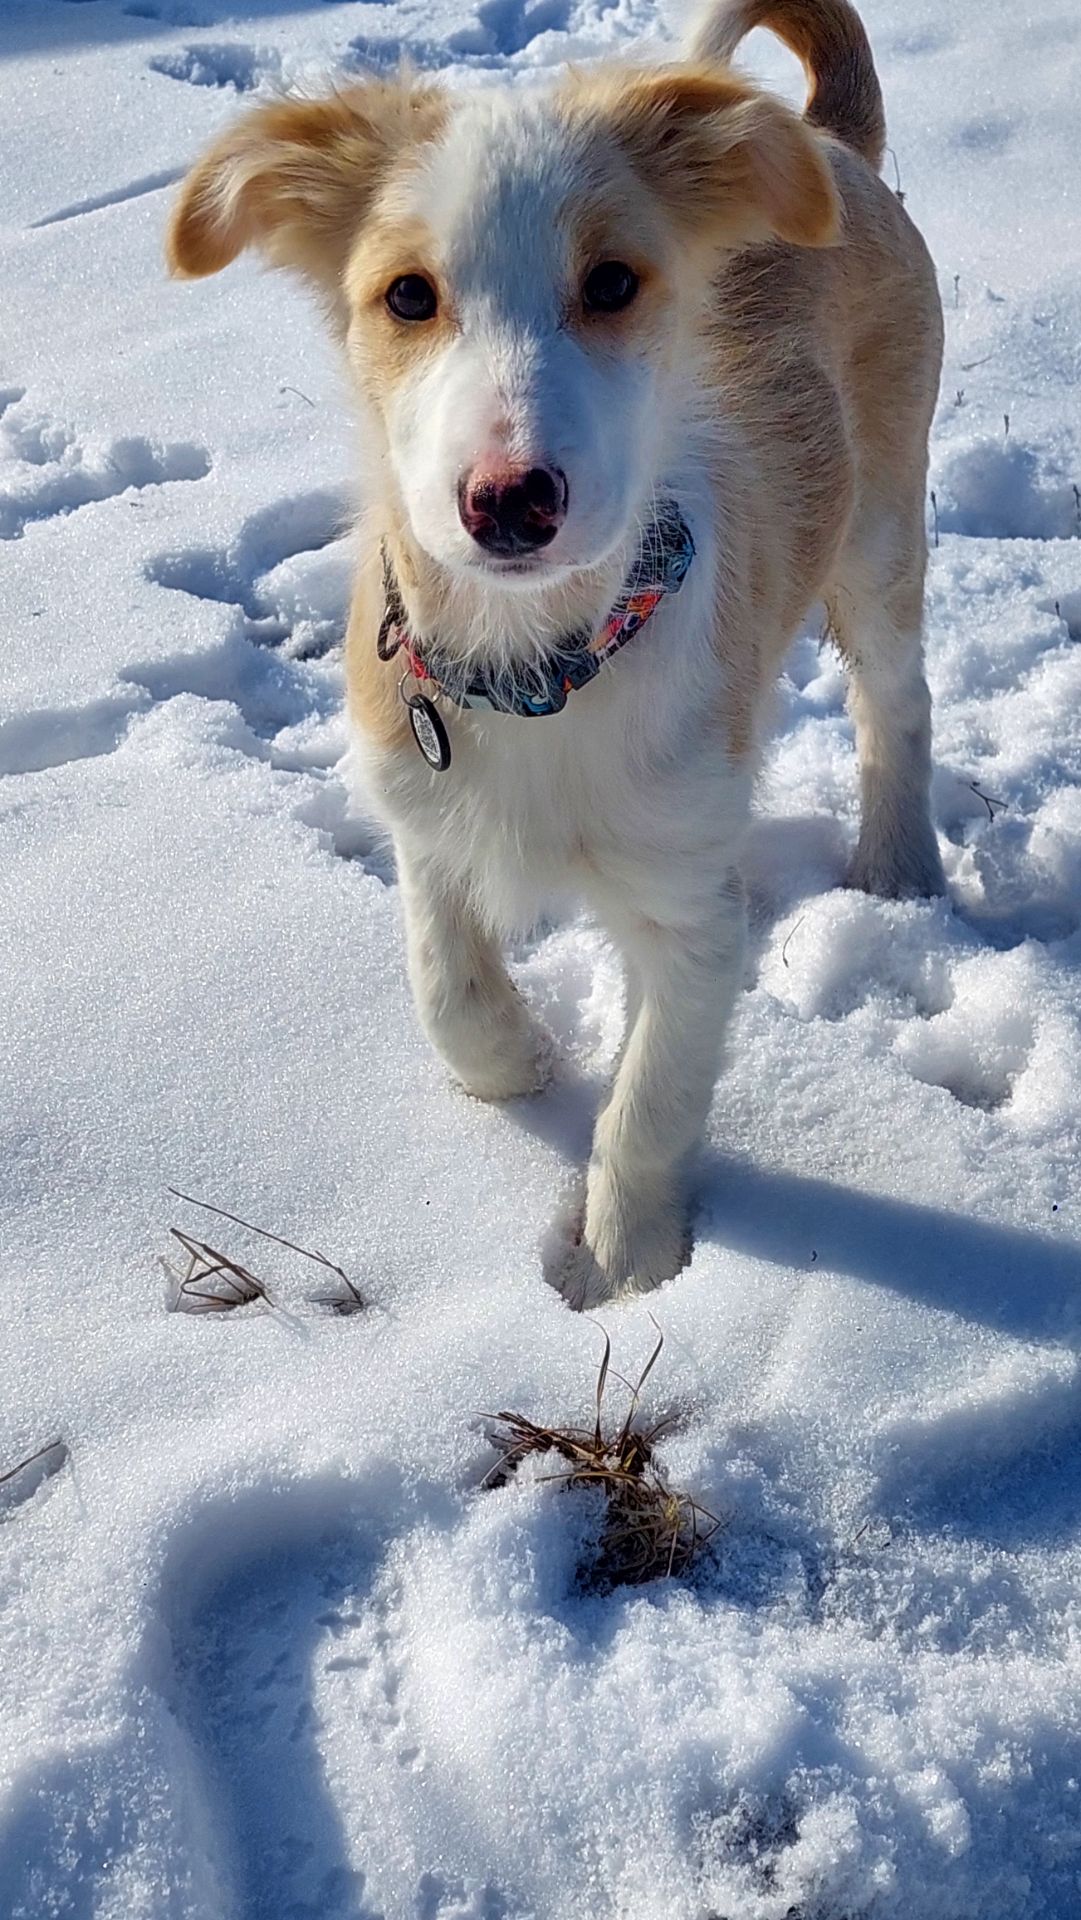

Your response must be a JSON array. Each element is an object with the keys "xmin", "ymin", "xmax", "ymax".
[{"xmin": 407, "ymin": 693, "xmax": 451, "ymax": 772}]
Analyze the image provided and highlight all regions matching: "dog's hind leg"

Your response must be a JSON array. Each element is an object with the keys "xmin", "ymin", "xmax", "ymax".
[
  {"xmin": 396, "ymin": 845, "xmax": 550, "ymax": 1101},
  {"xmin": 826, "ymin": 515, "xmax": 946, "ymax": 899}
]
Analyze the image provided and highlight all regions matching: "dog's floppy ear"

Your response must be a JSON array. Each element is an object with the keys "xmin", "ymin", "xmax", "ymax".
[
  {"xmin": 583, "ymin": 67, "xmax": 840, "ymax": 250},
  {"xmin": 167, "ymin": 83, "xmax": 445, "ymax": 289}
]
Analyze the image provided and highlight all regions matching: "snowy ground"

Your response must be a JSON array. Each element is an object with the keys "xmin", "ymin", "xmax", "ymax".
[{"xmin": 2, "ymin": 0, "xmax": 1081, "ymax": 1914}]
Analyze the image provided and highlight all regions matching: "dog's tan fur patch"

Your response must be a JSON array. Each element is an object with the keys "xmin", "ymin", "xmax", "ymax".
[
  {"xmin": 167, "ymin": 85, "xmax": 447, "ymax": 326},
  {"xmin": 564, "ymin": 66, "xmax": 841, "ymax": 251}
]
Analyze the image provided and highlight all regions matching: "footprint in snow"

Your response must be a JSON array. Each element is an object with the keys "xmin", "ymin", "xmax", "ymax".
[
  {"xmin": 933, "ymin": 438, "xmax": 1081, "ymax": 542},
  {"xmin": 0, "ymin": 1440, "xmax": 69, "ymax": 1519},
  {"xmin": 462, "ymin": 0, "xmax": 571, "ymax": 58},
  {"xmin": 145, "ymin": 487, "xmax": 353, "ymax": 661},
  {"xmin": 1044, "ymin": 590, "xmax": 1081, "ymax": 644},
  {"xmin": 954, "ymin": 112, "xmax": 1017, "ymax": 155},
  {"xmin": 351, "ymin": 0, "xmax": 571, "ymax": 71},
  {"xmin": 148, "ymin": 42, "xmax": 280, "ymax": 91},
  {"xmin": 0, "ymin": 398, "xmax": 210, "ymax": 542},
  {"xmin": 1, "ymin": 484, "xmax": 381, "ymax": 888},
  {"xmin": 895, "ymin": 1005, "xmax": 1034, "ymax": 1112},
  {"xmin": 142, "ymin": 492, "xmax": 388, "ymax": 869},
  {"xmin": 0, "ymin": 695, "xmax": 146, "ymax": 780}
]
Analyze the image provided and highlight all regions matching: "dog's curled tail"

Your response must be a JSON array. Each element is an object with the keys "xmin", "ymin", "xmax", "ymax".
[{"xmin": 689, "ymin": 0, "xmax": 886, "ymax": 172}]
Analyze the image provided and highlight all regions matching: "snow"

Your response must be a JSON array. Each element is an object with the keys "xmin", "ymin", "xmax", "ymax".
[{"xmin": 2, "ymin": 0, "xmax": 1081, "ymax": 1913}]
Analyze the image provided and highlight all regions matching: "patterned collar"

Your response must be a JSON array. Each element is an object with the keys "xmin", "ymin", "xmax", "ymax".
[{"xmin": 377, "ymin": 504, "xmax": 696, "ymax": 770}]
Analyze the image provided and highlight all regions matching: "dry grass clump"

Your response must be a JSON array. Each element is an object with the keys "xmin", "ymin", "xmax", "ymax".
[
  {"xmin": 484, "ymin": 1326, "xmax": 719, "ymax": 1592},
  {"xmin": 163, "ymin": 1189, "xmax": 364, "ymax": 1315}
]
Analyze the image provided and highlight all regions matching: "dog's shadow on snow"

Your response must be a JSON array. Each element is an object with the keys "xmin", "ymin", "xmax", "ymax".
[
  {"xmin": 505, "ymin": 1070, "xmax": 1081, "ymax": 1354},
  {"xmin": 697, "ymin": 1157, "xmax": 1081, "ymax": 1352}
]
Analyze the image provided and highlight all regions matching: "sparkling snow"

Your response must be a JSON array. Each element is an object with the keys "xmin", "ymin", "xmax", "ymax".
[{"xmin": 2, "ymin": 1, "xmax": 1081, "ymax": 1915}]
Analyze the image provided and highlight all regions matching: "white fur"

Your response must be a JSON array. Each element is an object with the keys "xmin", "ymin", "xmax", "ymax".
[
  {"xmin": 345, "ymin": 81, "xmax": 940, "ymax": 1307},
  {"xmin": 358, "ymin": 432, "xmax": 756, "ymax": 1308}
]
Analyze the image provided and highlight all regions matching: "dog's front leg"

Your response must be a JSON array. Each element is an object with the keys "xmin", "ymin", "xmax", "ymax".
[
  {"xmin": 396, "ymin": 842, "xmax": 549, "ymax": 1102},
  {"xmin": 560, "ymin": 876, "xmax": 746, "ymax": 1309}
]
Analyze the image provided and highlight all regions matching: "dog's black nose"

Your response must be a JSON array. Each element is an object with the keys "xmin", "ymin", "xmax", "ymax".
[{"xmin": 459, "ymin": 465, "xmax": 568, "ymax": 557}]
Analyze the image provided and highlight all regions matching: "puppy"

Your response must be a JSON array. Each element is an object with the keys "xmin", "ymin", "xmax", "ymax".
[{"xmin": 168, "ymin": 0, "xmax": 945, "ymax": 1308}]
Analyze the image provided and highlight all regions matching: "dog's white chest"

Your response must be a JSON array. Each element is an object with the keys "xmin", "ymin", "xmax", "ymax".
[{"xmin": 364, "ymin": 612, "xmax": 750, "ymax": 933}]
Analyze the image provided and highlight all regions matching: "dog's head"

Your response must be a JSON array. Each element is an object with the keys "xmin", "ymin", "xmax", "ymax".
[{"xmin": 169, "ymin": 67, "xmax": 837, "ymax": 590}]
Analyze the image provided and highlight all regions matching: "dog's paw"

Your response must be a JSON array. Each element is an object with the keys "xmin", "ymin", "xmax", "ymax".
[
  {"xmin": 453, "ymin": 1019, "xmax": 555, "ymax": 1104},
  {"xmin": 548, "ymin": 1176, "xmax": 691, "ymax": 1311},
  {"xmin": 847, "ymin": 826, "xmax": 946, "ymax": 901},
  {"xmin": 555, "ymin": 1239, "xmax": 622, "ymax": 1312}
]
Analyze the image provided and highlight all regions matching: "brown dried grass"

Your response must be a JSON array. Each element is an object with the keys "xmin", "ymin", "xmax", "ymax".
[
  {"xmin": 484, "ymin": 1325, "xmax": 720, "ymax": 1591},
  {"xmin": 163, "ymin": 1189, "xmax": 364, "ymax": 1315}
]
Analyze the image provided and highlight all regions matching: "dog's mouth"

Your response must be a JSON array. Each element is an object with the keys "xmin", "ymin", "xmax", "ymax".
[
  {"xmin": 456, "ymin": 524, "xmax": 628, "ymax": 590},
  {"xmin": 460, "ymin": 544, "xmax": 570, "ymax": 587},
  {"xmin": 477, "ymin": 552, "xmax": 549, "ymax": 575}
]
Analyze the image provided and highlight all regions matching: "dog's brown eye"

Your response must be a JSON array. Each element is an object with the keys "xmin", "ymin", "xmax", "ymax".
[
  {"xmin": 582, "ymin": 261, "xmax": 639, "ymax": 314},
  {"xmin": 386, "ymin": 274, "xmax": 438, "ymax": 322}
]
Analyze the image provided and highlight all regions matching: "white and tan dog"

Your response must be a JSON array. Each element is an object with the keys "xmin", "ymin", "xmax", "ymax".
[{"xmin": 168, "ymin": 0, "xmax": 945, "ymax": 1307}]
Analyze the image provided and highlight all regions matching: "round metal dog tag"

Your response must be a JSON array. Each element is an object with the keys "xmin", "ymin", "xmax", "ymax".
[{"xmin": 407, "ymin": 693, "xmax": 451, "ymax": 772}]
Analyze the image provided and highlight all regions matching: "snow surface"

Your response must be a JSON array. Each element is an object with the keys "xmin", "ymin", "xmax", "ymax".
[{"xmin": 2, "ymin": 0, "xmax": 1081, "ymax": 1914}]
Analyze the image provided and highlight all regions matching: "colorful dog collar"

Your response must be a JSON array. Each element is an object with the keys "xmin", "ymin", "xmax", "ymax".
[{"xmin": 378, "ymin": 503, "xmax": 696, "ymax": 770}]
